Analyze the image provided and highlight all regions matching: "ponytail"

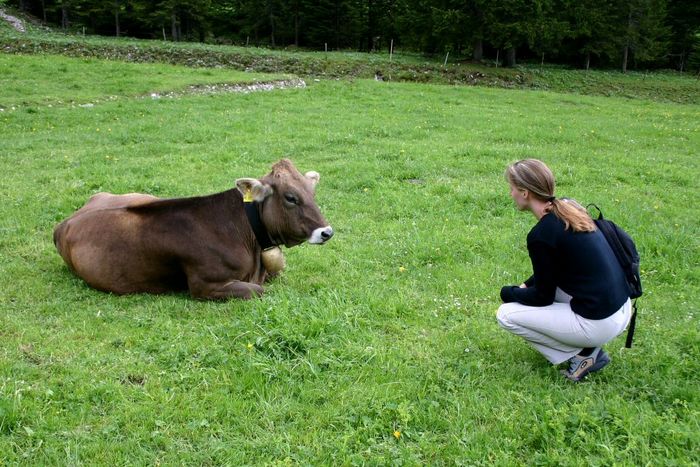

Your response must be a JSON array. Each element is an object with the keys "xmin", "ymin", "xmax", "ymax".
[
  {"xmin": 549, "ymin": 198, "xmax": 596, "ymax": 232},
  {"xmin": 507, "ymin": 159, "xmax": 596, "ymax": 233}
]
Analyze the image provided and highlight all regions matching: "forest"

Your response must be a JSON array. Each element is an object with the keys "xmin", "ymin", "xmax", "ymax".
[{"xmin": 3, "ymin": 0, "xmax": 700, "ymax": 71}]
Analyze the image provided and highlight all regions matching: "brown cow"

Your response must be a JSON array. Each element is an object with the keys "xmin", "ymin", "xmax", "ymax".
[{"xmin": 53, "ymin": 159, "xmax": 333, "ymax": 299}]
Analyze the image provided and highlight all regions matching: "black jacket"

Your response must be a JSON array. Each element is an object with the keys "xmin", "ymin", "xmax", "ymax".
[{"xmin": 500, "ymin": 213, "xmax": 629, "ymax": 320}]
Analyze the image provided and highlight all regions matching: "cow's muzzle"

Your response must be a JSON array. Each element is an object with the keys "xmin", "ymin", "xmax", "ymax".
[{"xmin": 309, "ymin": 226, "xmax": 334, "ymax": 244}]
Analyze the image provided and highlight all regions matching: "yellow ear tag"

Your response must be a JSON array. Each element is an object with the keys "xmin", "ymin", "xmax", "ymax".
[{"xmin": 243, "ymin": 188, "xmax": 253, "ymax": 203}]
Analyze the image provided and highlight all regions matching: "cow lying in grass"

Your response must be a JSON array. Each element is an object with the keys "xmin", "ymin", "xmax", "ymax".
[{"xmin": 54, "ymin": 159, "xmax": 333, "ymax": 299}]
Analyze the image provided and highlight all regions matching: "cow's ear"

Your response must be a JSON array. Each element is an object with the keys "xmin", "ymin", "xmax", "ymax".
[
  {"xmin": 305, "ymin": 171, "xmax": 320, "ymax": 188},
  {"xmin": 235, "ymin": 178, "xmax": 273, "ymax": 202}
]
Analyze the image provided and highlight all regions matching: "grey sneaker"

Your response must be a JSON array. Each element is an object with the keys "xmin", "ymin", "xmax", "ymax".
[{"xmin": 561, "ymin": 348, "xmax": 611, "ymax": 382}]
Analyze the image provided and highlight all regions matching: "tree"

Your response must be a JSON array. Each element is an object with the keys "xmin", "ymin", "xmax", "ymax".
[
  {"xmin": 47, "ymin": 0, "xmax": 73, "ymax": 30},
  {"xmin": 3, "ymin": 0, "xmax": 688, "ymax": 71},
  {"xmin": 562, "ymin": 0, "xmax": 618, "ymax": 69},
  {"xmin": 114, "ymin": 0, "xmax": 123, "ymax": 36},
  {"xmin": 394, "ymin": 0, "xmax": 432, "ymax": 52},
  {"xmin": 666, "ymin": 0, "xmax": 700, "ymax": 71},
  {"xmin": 616, "ymin": 0, "xmax": 670, "ymax": 72},
  {"xmin": 483, "ymin": 0, "xmax": 544, "ymax": 67},
  {"xmin": 428, "ymin": 1, "xmax": 469, "ymax": 55},
  {"xmin": 265, "ymin": 0, "xmax": 277, "ymax": 46},
  {"xmin": 288, "ymin": 0, "xmax": 302, "ymax": 46},
  {"xmin": 300, "ymin": 0, "xmax": 362, "ymax": 50},
  {"xmin": 466, "ymin": 0, "xmax": 489, "ymax": 61},
  {"xmin": 686, "ymin": 30, "xmax": 700, "ymax": 71},
  {"xmin": 524, "ymin": 0, "xmax": 569, "ymax": 65}
]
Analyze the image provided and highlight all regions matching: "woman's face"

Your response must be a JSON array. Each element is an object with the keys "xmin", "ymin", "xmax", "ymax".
[{"xmin": 509, "ymin": 183, "xmax": 529, "ymax": 211}]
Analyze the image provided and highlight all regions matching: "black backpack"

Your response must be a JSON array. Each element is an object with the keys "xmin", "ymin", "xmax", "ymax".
[{"xmin": 588, "ymin": 204, "xmax": 642, "ymax": 348}]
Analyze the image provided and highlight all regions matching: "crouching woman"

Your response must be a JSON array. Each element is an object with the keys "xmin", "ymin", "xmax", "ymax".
[{"xmin": 497, "ymin": 159, "xmax": 632, "ymax": 382}]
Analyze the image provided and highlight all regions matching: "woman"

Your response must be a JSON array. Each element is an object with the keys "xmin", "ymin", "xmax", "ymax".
[{"xmin": 497, "ymin": 159, "xmax": 631, "ymax": 382}]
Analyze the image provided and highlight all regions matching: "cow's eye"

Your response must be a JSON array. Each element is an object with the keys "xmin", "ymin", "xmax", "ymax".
[{"xmin": 284, "ymin": 193, "xmax": 298, "ymax": 205}]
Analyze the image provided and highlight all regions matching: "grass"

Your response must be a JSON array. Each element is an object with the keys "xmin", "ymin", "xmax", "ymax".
[
  {"xmin": 1, "ymin": 52, "xmax": 699, "ymax": 464},
  {"xmin": 0, "ymin": 54, "xmax": 291, "ymax": 109}
]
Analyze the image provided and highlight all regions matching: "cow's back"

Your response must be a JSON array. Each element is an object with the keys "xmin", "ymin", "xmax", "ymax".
[
  {"xmin": 54, "ymin": 193, "xmax": 158, "ymax": 263},
  {"xmin": 75, "ymin": 192, "xmax": 159, "ymax": 213},
  {"xmin": 53, "ymin": 192, "xmax": 186, "ymax": 294}
]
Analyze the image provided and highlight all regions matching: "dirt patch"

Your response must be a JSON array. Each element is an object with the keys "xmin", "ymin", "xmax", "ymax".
[
  {"xmin": 143, "ymin": 78, "xmax": 307, "ymax": 99},
  {"xmin": 0, "ymin": 78, "xmax": 307, "ymax": 112},
  {"xmin": 0, "ymin": 9, "xmax": 26, "ymax": 33}
]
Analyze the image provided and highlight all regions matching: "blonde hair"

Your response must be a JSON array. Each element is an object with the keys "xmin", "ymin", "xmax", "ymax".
[{"xmin": 506, "ymin": 159, "xmax": 596, "ymax": 232}]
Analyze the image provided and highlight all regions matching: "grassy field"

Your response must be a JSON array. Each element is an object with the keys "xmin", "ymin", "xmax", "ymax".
[
  {"xmin": 1, "ymin": 52, "xmax": 699, "ymax": 464},
  {"xmin": 0, "ymin": 54, "xmax": 292, "ymax": 109}
]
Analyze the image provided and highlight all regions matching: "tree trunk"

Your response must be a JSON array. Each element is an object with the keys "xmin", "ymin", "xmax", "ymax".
[
  {"xmin": 269, "ymin": 0, "xmax": 276, "ymax": 47},
  {"xmin": 334, "ymin": 0, "xmax": 340, "ymax": 50},
  {"xmin": 585, "ymin": 52, "xmax": 590, "ymax": 71},
  {"xmin": 367, "ymin": 0, "xmax": 376, "ymax": 52},
  {"xmin": 472, "ymin": 39, "xmax": 483, "ymax": 61},
  {"xmin": 505, "ymin": 47, "xmax": 516, "ymax": 67},
  {"xmin": 41, "ymin": 0, "xmax": 47, "ymax": 23},
  {"xmin": 171, "ymin": 12, "xmax": 179, "ymax": 41},
  {"xmin": 61, "ymin": 5, "xmax": 69, "ymax": 30},
  {"xmin": 294, "ymin": 9, "xmax": 299, "ymax": 46},
  {"xmin": 114, "ymin": 0, "xmax": 120, "ymax": 37},
  {"xmin": 622, "ymin": 10, "xmax": 632, "ymax": 73}
]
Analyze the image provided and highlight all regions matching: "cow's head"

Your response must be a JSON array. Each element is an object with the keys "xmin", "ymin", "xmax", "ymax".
[{"xmin": 235, "ymin": 159, "xmax": 333, "ymax": 247}]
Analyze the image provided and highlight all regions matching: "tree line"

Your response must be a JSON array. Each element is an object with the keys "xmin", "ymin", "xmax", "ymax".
[{"xmin": 5, "ymin": 0, "xmax": 700, "ymax": 71}]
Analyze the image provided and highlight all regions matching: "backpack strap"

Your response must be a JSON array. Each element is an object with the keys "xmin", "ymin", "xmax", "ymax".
[
  {"xmin": 625, "ymin": 299, "xmax": 638, "ymax": 348},
  {"xmin": 588, "ymin": 203, "xmax": 639, "ymax": 349},
  {"xmin": 586, "ymin": 203, "xmax": 603, "ymax": 220}
]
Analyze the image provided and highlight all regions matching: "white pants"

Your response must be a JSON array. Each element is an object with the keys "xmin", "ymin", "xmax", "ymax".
[{"xmin": 496, "ymin": 289, "xmax": 632, "ymax": 365}]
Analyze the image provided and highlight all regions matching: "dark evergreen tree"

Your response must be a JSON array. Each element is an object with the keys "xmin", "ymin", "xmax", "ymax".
[
  {"xmin": 526, "ymin": 0, "xmax": 569, "ymax": 65},
  {"xmin": 482, "ymin": 0, "xmax": 543, "ymax": 66},
  {"xmin": 2, "ymin": 0, "xmax": 694, "ymax": 70},
  {"xmin": 666, "ymin": 0, "xmax": 700, "ymax": 71},
  {"xmin": 616, "ymin": 0, "xmax": 671, "ymax": 72},
  {"xmin": 561, "ymin": 0, "xmax": 619, "ymax": 69}
]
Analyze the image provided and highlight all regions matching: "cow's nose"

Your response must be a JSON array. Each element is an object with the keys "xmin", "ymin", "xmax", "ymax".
[
  {"xmin": 309, "ymin": 226, "xmax": 334, "ymax": 244},
  {"xmin": 321, "ymin": 227, "xmax": 334, "ymax": 241}
]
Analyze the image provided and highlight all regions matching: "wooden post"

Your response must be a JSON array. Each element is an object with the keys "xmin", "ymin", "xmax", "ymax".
[
  {"xmin": 390, "ymin": 39, "xmax": 393, "ymax": 62},
  {"xmin": 496, "ymin": 49, "xmax": 499, "ymax": 68},
  {"xmin": 443, "ymin": 51, "xmax": 449, "ymax": 67}
]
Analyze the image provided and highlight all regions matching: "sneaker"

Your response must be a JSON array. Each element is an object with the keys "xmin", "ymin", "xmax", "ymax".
[{"xmin": 561, "ymin": 348, "xmax": 611, "ymax": 382}]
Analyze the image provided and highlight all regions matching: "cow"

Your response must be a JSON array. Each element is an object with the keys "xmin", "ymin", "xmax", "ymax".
[{"xmin": 53, "ymin": 159, "xmax": 334, "ymax": 299}]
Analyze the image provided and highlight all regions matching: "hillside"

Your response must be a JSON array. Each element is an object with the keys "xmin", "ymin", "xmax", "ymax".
[{"xmin": 1, "ymin": 7, "xmax": 698, "ymax": 104}]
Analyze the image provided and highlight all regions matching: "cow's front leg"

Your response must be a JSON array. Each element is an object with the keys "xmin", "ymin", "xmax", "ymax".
[{"xmin": 189, "ymin": 279, "xmax": 264, "ymax": 300}]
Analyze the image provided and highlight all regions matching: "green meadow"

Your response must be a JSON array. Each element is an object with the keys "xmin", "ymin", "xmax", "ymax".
[{"xmin": 1, "ymin": 53, "xmax": 699, "ymax": 464}]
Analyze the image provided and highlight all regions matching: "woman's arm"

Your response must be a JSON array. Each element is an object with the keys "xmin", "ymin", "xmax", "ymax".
[{"xmin": 501, "ymin": 241, "xmax": 557, "ymax": 305}]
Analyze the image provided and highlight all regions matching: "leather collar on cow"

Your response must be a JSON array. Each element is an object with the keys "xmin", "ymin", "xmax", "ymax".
[{"xmin": 243, "ymin": 201, "xmax": 276, "ymax": 250}]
